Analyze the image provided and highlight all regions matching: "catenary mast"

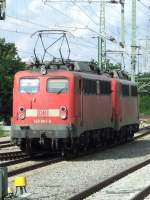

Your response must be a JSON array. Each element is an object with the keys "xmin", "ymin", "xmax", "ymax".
[{"xmin": 131, "ymin": 0, "xmax": 137, "ymax": 82}]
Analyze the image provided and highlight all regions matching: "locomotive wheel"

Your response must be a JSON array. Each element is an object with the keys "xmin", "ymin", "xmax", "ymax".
[
  {"xmin": 20, "ymin": 139, "xmax": 26, "ymax": 152},
  {"xmin": 20, "ymin": 139, "xmax": 34, "ymax": 155},
  {"xmin": 25, "ymin": 140, "xmax": 32, "ymax": 154},
  {"xmin": 79, "ymin": 133, "xmax": 89, "ymax": 152},
  {"xmin": 61, "ymin": 150, "xmax": 65, "ymax": 157},
  {"xmin": 116, "ymin": 131, "xmax": 121, "ymax": 144},
  {"xmin": 61, "ymin": 148, "xmax": 72, "ymax": 159},
  {"xmin": 60, "ymin": 139, "xmax": 70, "ymax": 158},
  {"xmin": 121, "ymin": 128, "xmax": 126, "ymax": 143},
  {"xmin": 101, "ymin": 130, "xmax": 107, "ymax": 147},
  {"xmin": 92, "ymin": 131, "xmax": 102, "ymax": 148},
  {"xmin": 129, "ymin": 130, "xmax": 134, "ymax": 140},
  {"xmin": 71, "ymin": 139, "xmax": 79, "ymax": 157},
  {"xmin": 25, "ymin": 139, "xmax": 35, "ymax": 155}
]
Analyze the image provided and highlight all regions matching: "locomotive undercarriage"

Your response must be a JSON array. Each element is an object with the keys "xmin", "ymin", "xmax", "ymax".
[{"xmin": 12, "ymin": 124, "xmax": 139, "ymax": 157}]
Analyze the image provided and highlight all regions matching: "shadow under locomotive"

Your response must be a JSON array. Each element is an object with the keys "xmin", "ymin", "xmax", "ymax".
[{"xmin": 70, "ymin": 137, "xmax": 150, "ymax": 161}]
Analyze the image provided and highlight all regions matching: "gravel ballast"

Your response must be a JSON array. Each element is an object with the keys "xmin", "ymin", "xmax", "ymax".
[
  {"xmin": 9, "ymin": 134, "xmax": 150, "ymax": 200},
  {"xmin": 85, "ymin": 164, "xmax": 150, "ymax": 200}
]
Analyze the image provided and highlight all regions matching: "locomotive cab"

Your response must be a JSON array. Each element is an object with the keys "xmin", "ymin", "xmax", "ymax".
[{"xmin": 11, "ymin": 70, "xmax": 77, "ymax": 154}]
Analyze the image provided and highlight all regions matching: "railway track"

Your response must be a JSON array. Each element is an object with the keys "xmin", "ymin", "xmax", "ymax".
[
  {"xmin": 0, "ymin": 150, "xmax": 27, "ymax": 161},
  {"xmin": 0, "ymin": 143, "xmax": 14, "ymax": 149},
  {"xmin": 0, "ymin": 139, "xmax": 14, "ymax": 149},
  {"xmin": 67, "ymin": 129, "xmax": 150, "ymax": 200},
  {"xmin": 0, "ymin": 140, "xmax": 10, "ymax": 145},
  {"xmin": 68, "ymin": 159, "xmax": 150, "ymax": 200},
  {"xmin": 0, "ymin": 128, "xmax": 148, "ymax": 180},
  {"xmin": 8, "ymin": 156, "xmax": 62, "ymax": 177},
  {"xmin": 5, "ymin": 128, "xmax": 148, "ymax": 200},
  {"xmin": 131, "ymin": 186, "xmax": 150, "ymax": 200},
  {"xmin": 0, "ymin": 151, "xmax": 63, "ymax": 178},
  {"xmin": 0, "ymin": 156, "xmax": 31, "ymax": 167}
]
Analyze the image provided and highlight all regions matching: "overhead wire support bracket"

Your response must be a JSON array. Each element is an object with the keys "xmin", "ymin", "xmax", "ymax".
[
  {"xmin": 0, "ymin": 0, "xmax": 6, "ymax": 20},
  {"xmin": 43, "ymin": 0, "xmax": 124, "ymax": 3}
]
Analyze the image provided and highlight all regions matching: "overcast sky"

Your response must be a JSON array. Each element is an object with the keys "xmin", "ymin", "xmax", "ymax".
[{"xmin": 0, "ymin": 0, "xmax": 150, "ymax": 72}]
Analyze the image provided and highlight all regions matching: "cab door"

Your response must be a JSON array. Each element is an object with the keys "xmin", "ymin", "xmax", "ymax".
[{"xmin": 76, "ymin": 78, "xmax": 83, "ymax": 128}]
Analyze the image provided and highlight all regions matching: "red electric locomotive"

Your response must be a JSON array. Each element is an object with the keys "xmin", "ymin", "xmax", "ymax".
[
  {"xmin": 11, "ymin": 61, "xmax": 139, "ymax": 155},
  {"xmin": 112, "ymin": 78, "xmax": 139, "ymax": 135}
]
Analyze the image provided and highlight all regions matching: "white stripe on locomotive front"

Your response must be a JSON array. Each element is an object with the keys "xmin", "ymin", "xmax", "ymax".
[{"xmin": 26, "ymin": 109, "xmax": 60, "ymax": 117}]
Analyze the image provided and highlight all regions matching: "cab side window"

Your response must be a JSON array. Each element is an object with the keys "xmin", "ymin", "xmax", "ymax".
[
  {"xmin": 131, "ymin": 86, "xmax": 138, "ymax": 96},
  {"xmin": 122, "ymin": 84, "xmax": 129, "ymax": 96},
  {"xmin": 100, "ymin": 81, "xmax": 111, "ymax": 95},
  {"xmin": 83, "ymin": 79, "xmax": 97, "ymax": 95}
]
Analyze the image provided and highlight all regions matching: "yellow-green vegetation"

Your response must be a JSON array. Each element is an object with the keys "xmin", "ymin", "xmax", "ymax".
[
  {"xmin": 140, "ymin": 95, "xmax": 150, "ymax": 116},
  {"xmin": 0, "ymin": 127, "xmax": 10, "ymax": 137},
  {"xmin": 0, "ymin": 127, "xmax": 5, "ymax": 137},
  {"xmin": 0, "ymin": 38, "xmax": 25, "ymax": 124}
]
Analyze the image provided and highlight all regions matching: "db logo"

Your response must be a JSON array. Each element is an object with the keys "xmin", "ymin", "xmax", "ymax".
[{"xmin": 38, "ymin": 110, "xmax": 48, "ymax": 117}]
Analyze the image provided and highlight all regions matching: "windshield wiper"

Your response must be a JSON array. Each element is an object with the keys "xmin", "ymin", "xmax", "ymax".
[{"xmin": 57, "ymin": 88, "xmax": 66, "ymax": 94}]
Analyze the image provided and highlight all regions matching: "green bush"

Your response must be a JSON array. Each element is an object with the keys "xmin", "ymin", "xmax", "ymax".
[
  {"xmin": 0, "ymin": 38, "xmax": 25, "ymax": 124},
  {"xmin": 0, "ymin": 127, "xmax": 5, "ymax": 137},
  {"xmin": 139, "ymin": 95, "xmax": 150, "ymax": 115}
]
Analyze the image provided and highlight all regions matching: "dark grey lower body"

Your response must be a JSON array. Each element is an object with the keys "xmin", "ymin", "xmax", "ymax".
[
  {"xmin": 11, "ymin": 124, "xmax": 78, "ymax": 139},
  {"xmin": 11, "ymin": 123, "xmax": 139, "ymax": 155}
]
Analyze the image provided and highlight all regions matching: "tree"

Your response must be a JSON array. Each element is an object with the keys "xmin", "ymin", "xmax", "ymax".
[{"xmin": 0, "ymin": 38, "xmax": 25, "ymax": 124}]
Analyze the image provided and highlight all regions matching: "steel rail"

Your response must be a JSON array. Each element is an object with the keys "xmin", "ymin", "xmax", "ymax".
[
  {"xmin": 0, "ymin": 157, "xmax": 31, "ymax": 167},
  {"xmin": 68, "ymin": 129, "xmax": 150, "ymax": 200},
  {"xmin": 0, "ymin": 150, "xmax": 27, "ymax": 161},
  {"xmin": 0, "ymin": 140, "xmax": 10, "ymax": 145},
  {"xmin": 68, "ymin": 159, "xmax": 150, "ymax": 200},
  {"xmin": 131, "ymin": 185, "xmax": 150, "ymax": 200},
  {"xmin": 8, "ymin": 157, "xmax": 62, "ymax": 177},
  {"xmin": 134, "ymin": 129, "xmax": 150, "ymax": 140},
  {"xmin": 0, "ymin": 143, "xmax": 14, "ymax": 149}
]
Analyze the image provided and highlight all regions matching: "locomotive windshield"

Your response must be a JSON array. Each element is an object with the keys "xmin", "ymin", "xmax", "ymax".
[
  {"xmin": 47, "ymin": 79, "xmax": 68, "ymax": 93},
  {"xmin": 20, "ymin": 78, "xmax": 39, "ymax": 93}
]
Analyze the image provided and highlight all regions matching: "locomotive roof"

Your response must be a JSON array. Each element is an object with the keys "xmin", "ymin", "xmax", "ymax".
[
  {"xmin": 15, "ymin": 69, "xmax": 136, "ymax": 86},
  {"xmin": 113, "ymin": 77, "xmax": 137, "ymax": 86},
  {"xmin": 15, "ymin": 60, "xmax": 134, "ymax": 83},
  {"xmin": 15, "ymin": 69, "xmax": 111, "ymax": 81}
]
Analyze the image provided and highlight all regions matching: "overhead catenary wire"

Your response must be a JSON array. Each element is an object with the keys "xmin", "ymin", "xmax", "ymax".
[
  {"xmin": 7, "ymin": 15, "xmax": 50, "ymax": 29},
  {"xmin": 43, "ymin": 0, "xmax": 122, "ymax": 43},
  {"xmin": 43, "ymin": 3, "xmax": 75, "ymax": 22},
  {"xmin": 71, "ymin": 1, "xmax": 99, "ymax": 26},
  {"xmin": 0, "ymin": 27, "xmax": 32, "ymax": 35},
  {"xmin": 53, "ymin": 0, "xmax": 124, "ymax": 37},
  {"xmin": 44, "ymin": 0, "xmax": 100, "ymax": 25},
  {"xmin": 137, "ymin": 0, "xmax": 150, "ymax": 10},
  {"xmin": 3, "ymin": 0, "xmax": 150, "ymax": 69},
  {"xmin": 83, "ymin": 1, "xmax": 99, "ymax": 19}
]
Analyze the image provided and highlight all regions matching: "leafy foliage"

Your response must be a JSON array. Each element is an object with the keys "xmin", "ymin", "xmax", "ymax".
[
  {"xmin": 136, "ymin": 73, "xmax": 150, "ymax": 95},
  {"xmin": 0, "ymin": 38, "xmax": 25, "ymax": 124},
  {"xmin": 139, "ymin": 95, "xmax": 150, "ymax": 115},
  {"xmin": 105, "ymin": 59, "xmax": 122, "ymax": 70}
]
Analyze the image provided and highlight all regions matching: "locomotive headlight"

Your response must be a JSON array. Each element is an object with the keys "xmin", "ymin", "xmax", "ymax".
[
  {"xmin": 19, "ymin": 106, "xmax": 25, "ymax": 112},
  {"xmin": 60, "ymin": 106, "xmax": 68, "ymax": 120},
  {"xmin": 40, "ymin": 65, "xmax": 47, "ymax": 75},
  {"xmin": 18, "ymin": 106, "xmax": 26, "ymax": 120},
  {"xmin": 19, "ymin": 113, "xmax": 25, "ymax": 120}
]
